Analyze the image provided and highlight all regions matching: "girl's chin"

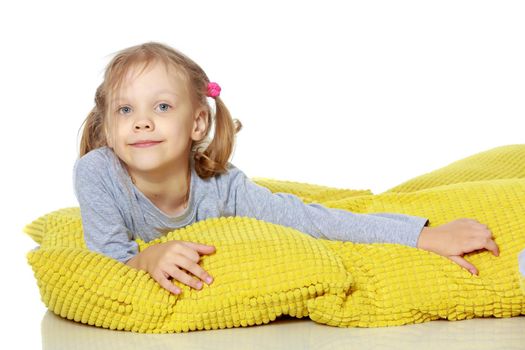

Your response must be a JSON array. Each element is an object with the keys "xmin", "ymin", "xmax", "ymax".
[{"xmin": 125, "ymin": 157, "xmax": 180, "ymax": 173}]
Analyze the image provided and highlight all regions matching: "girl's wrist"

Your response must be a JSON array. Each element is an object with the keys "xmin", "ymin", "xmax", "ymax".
[
  {"xmin": 416, "ymin": 227, "xmax": 433, "ymax": 251},
  {"xmin": 125, "ymin": 251, "xmax": 147, "ymax": 272}
]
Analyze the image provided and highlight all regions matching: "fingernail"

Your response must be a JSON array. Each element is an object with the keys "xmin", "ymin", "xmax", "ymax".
[
  {"xmin": 196, "ymin": 282, "xmax": 203, "ymax": 289},
  {"xmin": 206, "ymin": 276, "xmax": 213, "ymax": 284}
]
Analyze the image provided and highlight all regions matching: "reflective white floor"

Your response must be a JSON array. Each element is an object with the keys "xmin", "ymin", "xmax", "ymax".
[{"xmin": 41, "ymin": 311, "xmax": 524, "ymax": 350}]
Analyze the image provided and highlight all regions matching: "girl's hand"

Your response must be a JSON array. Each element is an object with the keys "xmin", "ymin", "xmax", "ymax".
[
  {"xmin": 416, "ymin": 218, "xmax": 500, "ymax": 275},
  {"xmin": 140, "ymin": 240, "xmax": 216, "ymax": 295}
]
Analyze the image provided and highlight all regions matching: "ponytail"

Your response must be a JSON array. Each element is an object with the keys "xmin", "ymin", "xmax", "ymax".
[
  {"xmin": 78, "ymin": 84, "xmax": 108, "ymax": 158},
  {"xmin": 192, "ymin": 96, "xmax": 242, "ymax": 179}
]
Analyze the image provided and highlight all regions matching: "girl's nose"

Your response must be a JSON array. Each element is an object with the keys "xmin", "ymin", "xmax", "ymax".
[{"xmin": 134, "ymin": 120, "xmax": 153, "ymax": 130}]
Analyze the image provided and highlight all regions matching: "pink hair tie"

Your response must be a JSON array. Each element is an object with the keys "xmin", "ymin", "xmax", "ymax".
[{"xmin": 207, "ymin": 82, "xmax": 221, "ymax": 98}]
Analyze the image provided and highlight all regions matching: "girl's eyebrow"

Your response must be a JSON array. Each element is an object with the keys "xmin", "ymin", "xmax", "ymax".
[{"xmin": 112, "ymin": 90, "xmax": 178, "ymax": 103}]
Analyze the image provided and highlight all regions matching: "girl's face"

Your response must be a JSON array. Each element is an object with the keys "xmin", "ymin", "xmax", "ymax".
[{"xmin": 107, "ymin": 61, "xmax": 207, "ymax": 177}]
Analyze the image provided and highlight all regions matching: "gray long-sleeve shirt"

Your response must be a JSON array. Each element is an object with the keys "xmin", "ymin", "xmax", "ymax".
[{"xmin": 73, "ymin": 146, "xmax": 429, "ymax": 263}]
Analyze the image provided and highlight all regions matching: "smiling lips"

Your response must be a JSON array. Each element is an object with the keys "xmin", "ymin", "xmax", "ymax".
[{"xmin": 130, "ymin": 140, "xmax": 162, "ymax": 148}]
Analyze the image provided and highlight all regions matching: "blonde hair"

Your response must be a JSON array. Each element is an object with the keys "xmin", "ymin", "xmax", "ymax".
[{"xmin": 77, "ymin": 41, "xmax": 242, "ymax": 179}]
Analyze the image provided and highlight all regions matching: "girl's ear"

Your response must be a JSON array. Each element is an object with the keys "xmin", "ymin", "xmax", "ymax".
[{"xmin": 191, "ymin": 107, "xmax": 209, "ymax": 141}]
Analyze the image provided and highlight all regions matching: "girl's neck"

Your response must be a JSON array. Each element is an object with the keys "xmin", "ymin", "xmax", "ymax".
[{"xmin": 127, "ymin": 162, "xmax": 191, "ymax": 213}]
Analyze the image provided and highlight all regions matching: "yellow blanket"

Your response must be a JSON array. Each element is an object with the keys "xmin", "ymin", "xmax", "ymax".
[{"xmin": 24, "ymin": 144, "xmax": 525, "ymax": 333}]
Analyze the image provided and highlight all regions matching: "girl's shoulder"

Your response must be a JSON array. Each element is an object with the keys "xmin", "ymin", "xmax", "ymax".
[
  {"xmin": 218, "ymin": 161, "xmax": 243, "ymax": 179},
  {"xmin": 77, "ymin": 146, "xmax": 114, "ymax": 165},
  {"xmin": 211, "ymin": 162, "xmax": 247, "ymax": 189},
  {"xmin": 74, "ymin": 146, "xmax": 116, "ymax": 178}
]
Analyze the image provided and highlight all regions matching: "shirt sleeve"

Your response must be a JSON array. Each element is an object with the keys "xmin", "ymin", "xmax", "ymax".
[
  {"xmin": 227, "ymin": 168, "xmax": 429, "ymax": 247},
  {"xmin": 73, "ymin": 157, "xmax": 139, "ymax": 263},
  {"xmin": 519, "ymin": 248, "xmax": 525, "ymax": 277}
]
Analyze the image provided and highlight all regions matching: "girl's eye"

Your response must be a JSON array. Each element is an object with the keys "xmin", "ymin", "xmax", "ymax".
[
  {"xmin": 157, "ymin": 103, "xmax": 171, "ymax": 112},
  {"xmin": 116, "ymin": 104, "xmax": 171, "ymax": 115},
  {"xmin": 117, "ymin": 106, "xmax": 131, "ymax": 115}
]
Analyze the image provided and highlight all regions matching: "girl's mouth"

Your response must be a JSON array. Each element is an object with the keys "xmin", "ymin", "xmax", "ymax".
[{"xmin": 131, "ymin": 141, "xmax": 162, "ymax": 148}]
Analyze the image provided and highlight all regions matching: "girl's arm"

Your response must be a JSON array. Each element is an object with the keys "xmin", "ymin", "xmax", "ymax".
[
  {"xmin": 223, "ymin": 167, "xmax": 500, "ymax": 275},
  {"xmin": 222, "ymin": 166, "xmax": 429, "ymax": 248},
  {"xmin": 73, "ymin": 156, "xmax": 138, "ymax": 263},
  {"xmin": 74, "ymin": 154, "xmax": 215, "ymax": 294}
]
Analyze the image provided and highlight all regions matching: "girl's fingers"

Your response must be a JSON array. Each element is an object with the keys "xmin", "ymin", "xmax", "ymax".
[
  {"xmin": 467, "ymin": 234, "xmax": 500, "ymax": 257},
  {"xmin": 170, "ymin": 254, "xmax": 213, "ymax": 287},
  {"xmin": 153, "ymin": 270, "xmax": 181, "ymax": 294},
  {"xmin": 485, "ymin": 239, "xmax": 500, "ymax": 256},
  {"xmin": 448, "ymin": 255, "xmax": 478, "ymax": 275},
  {"xmin": 163, "ymin": 261, "xmax": 204, "ymax": 290},
  {"xmin": 176, "ymin": 244, "xmax": 202, "ymax": 263},
  {"xmin": 175, "ymin": 243, "xmax": 215, "ymax": 285},
  {"xmin": 182, "ymin": 241, "xmax": 216, "ymax": 255}
]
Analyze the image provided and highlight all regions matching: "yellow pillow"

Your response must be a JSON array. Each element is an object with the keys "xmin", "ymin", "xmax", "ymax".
[
  {"xmin": 384, "ymin": 143, "xmax": 525, "ymax": 193},
  {"xmin": 27, "ymin": 211, "xmax": 351, "ymax": 333},
  {"xmin": 25, "ymin": 144, "xmax": 525, "ymax": 333}
]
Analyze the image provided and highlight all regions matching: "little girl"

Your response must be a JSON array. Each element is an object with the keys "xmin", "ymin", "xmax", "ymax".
[{"xmin": 74, "ymin": 41, "xmax": 500, "ymax": 295}]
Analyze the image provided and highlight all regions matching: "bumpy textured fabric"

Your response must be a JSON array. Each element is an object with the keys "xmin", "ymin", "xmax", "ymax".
[{"xmin": 25, "ymin": 144, "xmax": 525, "ymax": 333}]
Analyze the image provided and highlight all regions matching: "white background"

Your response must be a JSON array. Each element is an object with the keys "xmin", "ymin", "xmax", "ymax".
[{"xmin": 1, "ymin": 1, "xmax": 523, "ymax": 347}]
